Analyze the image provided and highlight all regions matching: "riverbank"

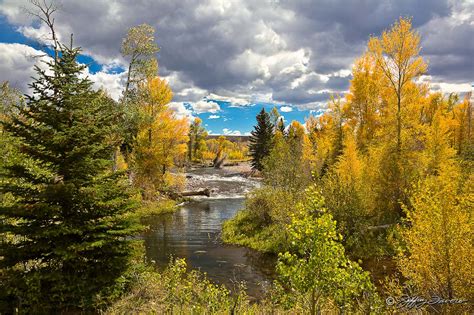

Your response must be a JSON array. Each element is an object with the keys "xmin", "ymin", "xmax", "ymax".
[
  {"xmin": 134, "ymin": 162, "xmax": 255, "ymax": 218},
  {"xmin": 135, "ymin": 198, "xmax": 178, "ymax": 217}
]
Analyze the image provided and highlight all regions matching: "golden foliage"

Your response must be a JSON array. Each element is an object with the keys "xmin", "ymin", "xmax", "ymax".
[
  {"xmin": 133, "ymin": 76, "xmax": 188, "ymax": 197},
  {"xmin": 399, "ymin": 167, "xmax": 473, "ymax": 301},
  {"xmin": 134, "ymin": 108, "xmax": 188, "ymax": 196}
]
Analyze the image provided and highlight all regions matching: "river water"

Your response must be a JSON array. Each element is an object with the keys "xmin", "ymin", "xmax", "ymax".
[{"xmin": 143, "ymin": 166, "xmax": 275, "ymax": 297}]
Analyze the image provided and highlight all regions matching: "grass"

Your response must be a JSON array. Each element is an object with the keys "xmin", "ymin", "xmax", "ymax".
[
  {"xmin": 222, "ymin": 209, "xmax": 288, "ymax": 253},
  {"xmin": 135, "ymin": 199, "xmax": 178, "ymax": 217}
]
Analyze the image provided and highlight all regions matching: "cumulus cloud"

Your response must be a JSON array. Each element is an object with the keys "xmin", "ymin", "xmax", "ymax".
[
  {"xmin": 168, "ymin": 102, "xmax": 194, "ymax": 120},
  {"xmin": 280, "ymin": 105, "xmax": 293, "ymax": 112},
  {"xmin": 418, "ymin": 1, "xmax": 474, "ymax": 83},
  {"xmin": 208, "ymin": 114, "xmax": 220, "ymax": 119},
  {"xmin": 0, "ymin": 43, "xmax": 126, "ymax": 100},
  {"xmin": 85, "ymin": 70, "xmax": 126, "ymax": 101},
  {"xmin": 0, "ymin": 43, "xmax": 49, "ymax": 91},
  {"xmin": 191, "ymin": 100, "xmax": 221, "ymax": 114},
  {"xmin": 17, "ymin": 24, "xmax": 60, "ymax": 46},
  {"xmin": 1, "ymin": 0, "xmax": 472, "ymax": 109},
  {"xmin": 207, "ymin": 93, "xmax": 250, "ymax": 106}
]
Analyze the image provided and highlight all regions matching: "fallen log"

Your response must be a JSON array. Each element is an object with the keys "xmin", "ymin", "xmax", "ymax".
[{"xmin": 178, "ymin": 188, "xmax": 211, "ymax": 197}]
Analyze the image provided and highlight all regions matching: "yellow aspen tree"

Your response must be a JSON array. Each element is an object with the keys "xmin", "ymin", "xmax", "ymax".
[
  {"xmin": 132, "ymin": 76, "xmax": 186, "ymax": 197},
  {"xmin": 309, "ymin": 97, "xmax": 347, "ymax": 178},
  {"xmin": 188, "ymin": 117, "xmax": 207, "ymax": 162},
  {"xmin": 120, "ymin": 24, "xmax": 160, "ymax": 166},
  {"xmin": 322, "ymin": 133, "xmax": 373, "ymax": 254},
  {"xmin": 121, "ymin": 24, "xmax": 159, "ymax": 98},
  {"xmin": 399, "ymin": 166, "xmax": 473, "ymax": 304},
  {"xmin": 422, "ymin": 107, "xmax": 457, "ymax": 176},
  {"xmin": 367, "ymin": 18, "xmax": 428, "ymax": 217},
  {"xmin": 143, "ymin": 77, "xmax": 173, "ymax": 145},
  {"xmin": 305, "ymin": 115, "xmax": 319, "ymax": 172},
  {"xmin": 452, "ymin": 94, "xmax": 473, "ymax": 157},
  {"xmin": 345, "ymin": 53, "xmax": 383, "ymax": 150},
  {"xmin": 135, "ymin": 109, "xmax": 188, "ymax": 196},
  {"xmin": 368, "ymin": 17, "xmax": 427, "ymax": 153},
  {"xmin": 205, "ymin": 136, "xmax": 233, "ymax": 165}
]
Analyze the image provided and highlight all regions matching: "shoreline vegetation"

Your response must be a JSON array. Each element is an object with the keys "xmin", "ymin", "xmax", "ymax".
[
  {"xmin": 0, "ymin": 1, "xmax": 472, "ymax": 313},
  {"xmin": 221, "ymin": 16, "xmax": 473, "ymax": 314}
]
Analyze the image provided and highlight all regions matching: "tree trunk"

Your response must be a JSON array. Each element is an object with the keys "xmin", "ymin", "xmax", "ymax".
[
  {"xmin": 397, "ymin": 93, "xmax": 402, "ymax": 153},
  {"xmin": 124, "ymin": 60, "xmax": 134, "ymax": 100},
  {"xmin": 214, "ymin": 153, "xmax": 227, "ymax": 169}
]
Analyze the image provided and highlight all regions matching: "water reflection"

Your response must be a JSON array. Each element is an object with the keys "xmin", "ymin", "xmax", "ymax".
[{"xmin": 143, "ymin": 198, "xmax": 275, "ymax": 298}]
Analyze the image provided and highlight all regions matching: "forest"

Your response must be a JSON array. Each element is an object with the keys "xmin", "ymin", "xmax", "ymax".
[{"xmin": 0, "ymin": 1, "xmax": 472, "ymax": 314}]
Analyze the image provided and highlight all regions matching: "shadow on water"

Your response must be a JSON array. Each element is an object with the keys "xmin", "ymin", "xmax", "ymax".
[{"xmin": 142, "ymin": 197, "xmax": 276, "ymax": 298}]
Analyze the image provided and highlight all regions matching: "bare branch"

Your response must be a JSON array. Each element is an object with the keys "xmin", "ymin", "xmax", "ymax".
[{"xmin": 22, "ymin": 0, "xmax": 61, "ymax": 63}]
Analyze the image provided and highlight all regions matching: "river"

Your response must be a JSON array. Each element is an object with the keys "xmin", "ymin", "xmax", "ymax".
[{"xmin": 142, "ymin": 165, "xmax": 275, "ymax": 297}]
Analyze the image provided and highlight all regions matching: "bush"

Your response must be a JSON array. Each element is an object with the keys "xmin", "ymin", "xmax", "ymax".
[
  {"xmin": 222, "ymin": 187, "xmax": 300, "ymax": 253},
  {"xmin": 276, "ymin": 186, "xmax": 382, "ymax": 314},
  {"xmin": 106, "ymin": 258, "xmax": 250, "ymax": 314},
  {"xmin": 135, "ymin": 198, "xmax": 178, "ymax": 217}
]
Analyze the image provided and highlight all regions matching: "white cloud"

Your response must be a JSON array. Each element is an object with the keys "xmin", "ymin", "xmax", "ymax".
[
  {"xmin": 280, "ymin": 105, "xmax": 293, "ymax": 112},
  {"xmin": 431, "ymin": 82, "xmax": 472, "ymax": 94},
  {"xmin": 0, "ymin": 43, "xmax": 127, "ymax": 100},
  {"xmin": 168, "ymin": 102, "xmax": 194, "ymax": 120},
  {"xmin": 208, "ymin": 114, "xmax": 220, "ymax": 119},
  {"xmin": 1, "ymin": 0, "xmax": 471, "ymax": 111},
  {"xmin": 297, "ymin": 102, "xmax": 327, "ymax": 111},
  {"xmin": 191, "ymin": 100, "xmax": 221, "ymax": 114},
  {"xmin": 418, "ymin": 75, "xmax": 472, "ymax": 94},
  {"xmin": 163, "ymin": 72, "xmax": 207, "ymax": 102},
  {"xmin": 330, "ymin": 69, "xmax": 352, "ymax": 77},
  {"xmin": 84, "ymin": 70, "xmax": 126, "ymax": 101},
  {"xmin": 18, "ymin": 24, "xmax": 58, "ymax": 46},
  {"xmin": 206, "ymin": 93, "xmax": 250, "ymax": 107},
  {"xmin": 229, "ymin": 48, "xmax": 310, "ymax": 83},
  {"xmin": 0, "ymin": 0, "xmax": 30, "ymax": 24},
  {"xmin": 0, "ymin": 43, "xmax": 50, "ymax": 91},
  {"xmin": 222, "ymin": 128, "xmax": 241, "ymax": 136}
]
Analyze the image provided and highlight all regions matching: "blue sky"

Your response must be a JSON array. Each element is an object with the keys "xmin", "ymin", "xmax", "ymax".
[
  {"xmin": 186, "ymin": 100, "xmax": 324, "ymax": 135},
  {"xmin": 1, "ymin": 1, "xmax": 472, "ymax": 136}
]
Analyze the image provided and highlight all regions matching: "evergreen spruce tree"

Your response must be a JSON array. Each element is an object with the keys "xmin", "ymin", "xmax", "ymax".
[
  {"xmin": 249, "ymin": 108, "xmax": 274, "ymax": 171},
  {"xmin": 0, "ymin": 45, "xmax": 141, "ymax": 312}
]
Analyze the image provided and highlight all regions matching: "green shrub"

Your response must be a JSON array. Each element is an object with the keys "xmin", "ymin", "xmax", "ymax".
[
  {"xmin": 222, "ymin": 187, "xmax": 300, "ymax": 253},
  {"xmin": 135, "ymin": 198, "xmax": 178, "ymax": 217},
  {"xmin": 276, "ymin": 186, "xmax": 382, "ymax": 314},
  {"xmin": 106, "ymin": 258, "xmax": 251, "ymax": 314}
]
